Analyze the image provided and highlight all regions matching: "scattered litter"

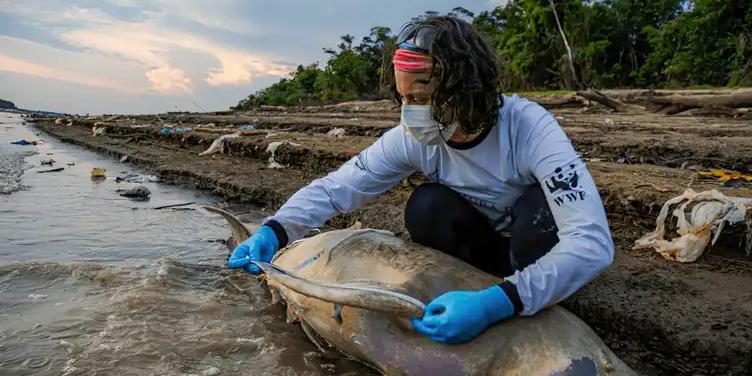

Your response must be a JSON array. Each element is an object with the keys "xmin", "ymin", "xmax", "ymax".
[
  {"xmin": 159, "ymin": 127, "xmax": 192, "ymax": 136},
  {"xmin": 40, "ymin": 159, "xmax": 55, "ymax": 166},
  {"xmin": 153, "ymin": 202, "xmax": 194, "ymax": 210},
  {"xmin": 697, "ymin": 169, "xmax": 752, "ymax": 186},
  {"xmin": 10, "ymin": 139, "xmax": 37, "ymax": 145},
  {"xmin": 239, "ymin": 124, "xmax": 257, "ymax": 131},
  {"xmin": 633, "ymin": 189, "xmax": 752, "ymax": 262},
  {"xmin": 38, "ymin": 167, "xmax": 64, "ymax": 173},
  {"xmin": 116, "ymin": 185, "xmax": 151, "ymax": 200},
  {"xmin": 27, "ymin": 294, "xmax": 47, "ymax": 301},
  {"xmin": 66, "ymin": 162, "xmax": 75, "ymax": 166},
  {"xmin": 54, "ymin": 118, "xmax": 73, "ymax": 126},
  {"xmin": 199, "ymin": 133, "xmax": 239, "ymax": 156},
  {"xmin": 265, "ymin": 141, "xmax": 300, "ymax": 169},
  {"xmin": 119, "ymin": 155, "xmax": 129, "ymax": 163},
  {"xmin": 196, "ymin": 122, "xmax": 216, "ymax": 128},
  {"xmin": 115, "ymin": 173, "xmax": 161, "ymax": 183},
  {"xmin": 604, "ymin": 118, "xmax": 615, "ymax": 127},
  {"xmin": 327, "ymin": 127, "xmax": 346, "ymax": 138},
  {"xmin": 91, "ymin": 167, "xmax": 107, "ymax": 180},
  {"xmin": 201, "ymin": 367, "xmax": 220, "ymax": 376},
  {"xmin": 92, "ymin": 125, "xmax": 106, "ymax": 136}
]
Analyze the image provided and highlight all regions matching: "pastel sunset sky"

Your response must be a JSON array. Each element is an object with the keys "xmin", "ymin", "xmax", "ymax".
[{"xmin": 0, "ymin": 1, "xmax": 505, "ymax": 114}]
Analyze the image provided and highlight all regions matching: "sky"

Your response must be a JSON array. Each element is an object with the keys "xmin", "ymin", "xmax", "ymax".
[{"xmin": 0, "ymin": 0, "xmax": 508, "ymax": 114}]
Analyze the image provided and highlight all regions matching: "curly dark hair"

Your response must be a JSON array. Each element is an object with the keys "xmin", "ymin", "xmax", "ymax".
[{"xmin": 388, "ymin": 16, "xmax": 501, "ymax": 134}]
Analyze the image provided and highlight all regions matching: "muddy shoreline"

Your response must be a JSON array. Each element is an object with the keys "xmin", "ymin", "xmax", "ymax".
[{"xmin": 28, "ymin": 96, "xmax": 752, "ymax": 375}]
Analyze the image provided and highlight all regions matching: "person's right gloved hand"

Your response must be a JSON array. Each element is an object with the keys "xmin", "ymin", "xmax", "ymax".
[{"xmin": 227, "ymin": 225, "xmax": 280, "ymax": 275}]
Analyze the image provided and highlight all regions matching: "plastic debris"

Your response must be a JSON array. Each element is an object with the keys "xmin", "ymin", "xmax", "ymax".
[
  {"xmin": 697, "ymin": 169, "xmax": 752, "ymax": 186},
  {"xmin": 239, "ymin": 124, "xmax": 257, "ymax": 131},
  {"xmin": 327, "ymin": 128, "xmax": 346, "ymax": 138},
  {"xmin": 40, "ymin": 159, "xmax": 55, "ymax": 166},
  {"xmin": 159, "ymin": 127, "xmax": 192, "ymax": 136},
  {"xmin": 119, "ymin": 155, "xmax": 128, "ymax": 163},
  {"xmin": 634, "ymin": 189, "xmax": 752, "ymax": 262},
  {"xmin": 115, "ymin": 173, "xmax": 161, "ymax": 183},
  {"xmin": 91, "ymin": 167, "xmax": 107, "ymax": 180},
  {"xmin": 10, "ymin": 139, "xmax": 37, "ymax": 145},
  {"xmin": 265, "ymin": 141, "xmax": 300, "ymax": 169},
  {"xmin": 116, "ymin": 185, "xmax": 151, "ymax": 200}
]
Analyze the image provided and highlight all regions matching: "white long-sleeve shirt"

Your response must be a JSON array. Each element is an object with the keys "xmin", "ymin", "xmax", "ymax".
[{"xmin": 266, "ymin": 95, "xmax": 614, "ymax": 315}]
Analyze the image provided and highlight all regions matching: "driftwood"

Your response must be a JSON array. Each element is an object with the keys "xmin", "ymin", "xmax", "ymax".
[
  {"xmin": 644, "ymin": 90, "xmax": 752, "ymax": 114},
  {"xmin": 577, "ymin": 89, "xmax": 646, "ymax": 112},
  {"xmin": 577, "ymin": 89, "xmax": 752, "ymax": 116},
  {"xmin": 535, "ymin": 95, "xmax": 586, "ymax": 109}
]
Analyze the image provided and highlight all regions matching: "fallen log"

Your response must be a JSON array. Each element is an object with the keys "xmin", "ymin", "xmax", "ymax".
[
  {"xmin": 648, "ymin": 90, "xmax": 752, "ymax": 109},
  {"xmin": 535, "ymin": 95, "xmax": 586, "ymax": 109},
  {"xmin": 576, "ymin": 89, "xmax": 646, "ymax": 112}
]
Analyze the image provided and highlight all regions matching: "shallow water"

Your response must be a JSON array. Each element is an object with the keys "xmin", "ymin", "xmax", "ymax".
[{"xmin": 0, "ymin": 114, "xmax": 370, "ymax": 375}]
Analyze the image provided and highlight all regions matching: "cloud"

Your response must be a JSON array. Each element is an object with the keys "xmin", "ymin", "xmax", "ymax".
[
  {"xmin": 2, "ymin": 0, "xmax": 289, "ymax": 94},
  {"xmin": 488, "ymin": 0, "xmax": 511, "ymax": 8},
  {"xmin": 0, "ymin": 35, "xmax": 145, "ymax": 92},
  {"xmin": 0, "ymin": 54, "xmax": 140, "ymax": 93},
  {"xmin": 145, "ymin": 66, "xmax": 192, "ymax": 94},
  {"xmin": 0, "ymin": 3, "xmax": 116, "ymax": 27},
  {"xmin": 60, "ymin": 21, "xmax": 289, "ymax": 90}
]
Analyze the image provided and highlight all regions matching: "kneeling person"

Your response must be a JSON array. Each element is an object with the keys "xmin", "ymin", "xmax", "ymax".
[{"xmin": 228, "ymin": 16, "xmax": 614, "ymax": 344}]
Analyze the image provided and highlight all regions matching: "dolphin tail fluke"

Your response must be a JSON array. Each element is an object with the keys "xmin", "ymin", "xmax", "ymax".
[{"xmin": 203, "ymin": 206, "xmax": 252, "ymax": 248}]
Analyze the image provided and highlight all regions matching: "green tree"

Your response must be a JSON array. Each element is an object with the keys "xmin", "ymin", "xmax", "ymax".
[{"xmin": 641, "ymin": 0, "xmax": 752, "ymax": 87}]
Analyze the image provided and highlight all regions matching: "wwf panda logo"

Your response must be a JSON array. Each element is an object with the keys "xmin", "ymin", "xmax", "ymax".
[
  {"xmin": 545, "ymin": 163, "xmax": 586, "ymax": 207},
  {"xmin": 545, "ymin": 164, "xmax": 580, "ymax": 193}
]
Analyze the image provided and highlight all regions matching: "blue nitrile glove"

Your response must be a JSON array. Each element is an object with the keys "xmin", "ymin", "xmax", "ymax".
[
  {"xmin": 411, "ymin": 285, "xmax": 515, "ymax": 344},
  {"xmin": 227, "ymin": 225, "xmax": 279, "ymax": 275}
]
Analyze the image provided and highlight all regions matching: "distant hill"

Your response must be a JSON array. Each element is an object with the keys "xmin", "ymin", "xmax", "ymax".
[
  {"xmin": 0, "ymin": 99, "xmax": 17, "ymax": 110},
  {"xmin": 0, "ymin": 99, "xmax": 60, "ymax": 116}
]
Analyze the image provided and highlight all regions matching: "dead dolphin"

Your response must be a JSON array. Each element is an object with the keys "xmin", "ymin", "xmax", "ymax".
[
  {"xmin": 117, "ymin": 185, "xmax": 151, "ymax": 200},
  {"xmin": 206, "ymin": 206, "xmax": 635, "ymax": 375}
]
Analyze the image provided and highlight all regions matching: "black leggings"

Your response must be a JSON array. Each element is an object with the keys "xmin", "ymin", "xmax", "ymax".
[{"xmin": 404, "ymin": 183, "xmax": 558, "ymax": 277}]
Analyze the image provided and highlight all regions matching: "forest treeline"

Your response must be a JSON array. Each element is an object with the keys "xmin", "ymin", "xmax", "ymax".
[{"xmin": 233, "ymin": 0, "xmax": 752, "ymax": 109}]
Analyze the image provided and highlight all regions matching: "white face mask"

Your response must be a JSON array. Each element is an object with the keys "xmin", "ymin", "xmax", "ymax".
[{"xmin": 400, "ymin": 105, "xmax": 458, "ymax": 145}]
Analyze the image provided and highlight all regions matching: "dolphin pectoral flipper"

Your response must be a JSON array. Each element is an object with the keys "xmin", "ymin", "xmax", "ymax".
[
  {"xmin": 253, "ymin": 261, "xmax": 426, "ymax": 318},
  {"xmin": 203, "ymin": 206, "xmax": 252, "ymax": 245}
]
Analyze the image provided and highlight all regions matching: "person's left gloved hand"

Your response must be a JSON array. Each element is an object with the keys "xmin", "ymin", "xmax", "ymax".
[
  {"xmin": 411, "ymin": 285, "xmax": 515, "ymax": 344},
  {"xmin": 227, "ymin": 225, "xmax": 279, "ymax": 275}
]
